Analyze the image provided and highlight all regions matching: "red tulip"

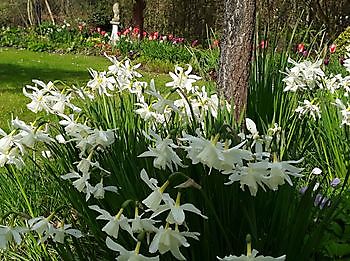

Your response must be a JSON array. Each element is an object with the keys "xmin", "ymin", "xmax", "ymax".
[
  {"xmin": 297, "ymin": 43, "xmax": 305, "ymax": 53},
  {"xmin": 329, "ymin": 44, "xmax": 336, "ymax": 54}
]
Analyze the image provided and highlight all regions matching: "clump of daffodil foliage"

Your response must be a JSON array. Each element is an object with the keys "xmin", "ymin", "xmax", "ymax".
[{"xmin": 0, "ymin": 48, "xmax": 349, "ymax": 260}]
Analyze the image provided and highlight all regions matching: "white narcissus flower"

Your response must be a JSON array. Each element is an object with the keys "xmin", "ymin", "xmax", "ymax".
[
  {"xmin": 49, "ymin": 224, "xmax": 83, "ymax": 243},
  {"xmin": 221, "ymin": 141, "xmax": 253, "ymax": 171},
  {"xmin": 344, "ymin": 57, "xmax": 350, "ymax": 73},
  {"xmin": 283, "ymin": 58, "xmax": 324, "ymax": 92},
  {"xmin": 87, "ymin": 69, "xmax": 116, "ymax": 96},
  {"xmin": 23, "ymin": 80, "xmax": 54, "ymax": 113},
  {"xmin": 12, "ymin": 117, "xmax": 53, "ymax": 148},
  {"xmin": 61, "ymin": 171, "xmax": 90, "ymax": 193},
  {"xmin": 138, "ymin": 130, "xmax": 186, "ymax": 172},
  {"xmin": 106, "ymin": 237, "xmax": 159, "ymax": 261},
  {"xmin": 140, "ymin": 169, "xmax": 170, "ymax": 211},
  {"xmin": 180, "ymin": 131, "xmax": 224, "ymax": 171},
  {"xmin": 294, "ymin": 100, "xmax": 321, "ymax": 121},
  {"xmin": 0, "ymin": 225, "xmax": 28, "ymax": 249},
  {"xmin": 147, "ymin": 80, "xmax": 178, "ymax": 114},
  {"xmin": 217, "ymin": 249, "xmax": 286, "ymax": 260},
  {"xmin": 88, "ymin": 205, "xmax": 134, "ymax": 240},
  {"xmin": 263, "ymin": 159, "xmax": 304, "ymax": 191},
  {"xmin": 28, "ymin": 216, "xmax": 50, "ymax": 236},
  {"xmin": 165, "ymin": 65, "xmax": 201, "ymax": 93},
  {"xmin": 334, "ymin": 98, "xmax": 350, "ymax": 126},
  {"xmin": 224, "ymin": 162, "xmax": 269, "ymax": 196},
  {"xmin": 151, "ymin": 193, "xmax": 207, "ymax": 225},
  {"xmin": 149, "ymin": 225, "xmax": 199, "ymax": 260},
  {"xmin": 92, "ymin": 178, "xmax": 119, "ymax": 199}
]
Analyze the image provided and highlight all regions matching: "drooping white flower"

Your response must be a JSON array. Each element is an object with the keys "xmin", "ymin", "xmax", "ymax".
[
  {"xmin": 23, "ymin": 80, "xmax": 54, "ymax": 113},
  {"xmin": 165, "ymin": 65, "xmax": 201, "ymax": 93},
  {"xmin": 106, "ymin": 237, "xmax": 159, "ymax": 261},
  {"xmin": 217, "ymin": 249, "xmax": 286, "ymax": 260},
  {"xmin": 92, "ymin": 178, "xmax": 119, "ymax": 199},
  {"xmin": 151, "ymin": 193, "xmax": 207, "ymax": 225},
  {"xmin": 88, "ymin": 205, "xmax": 134, "ymax": 239},
  {"xmin": 283, "ymin": 58, "xmax": 324, "ymax": 92},
  {"xmin": 0, "ymin": 225, "xmax": 28, "ymax": 249},
  {"xmin": 149, "ymin": 225, "xmax": 199, "ymax": 260},
  {"xmin": 333, "ymin": 98, "xmax": 350, "ymax": 126},
  {"xmin": 140, "ymin": 169, "xmax": 170, "ymax": 211},
  {"xmin": 138, "ymin": 130, "xmax": 186, "ymax": 172},
  {"xmin": 28, "ymin": 216, "xmax": 51, "ymax": 236},
  {"xmin": 295, "ymin": 100, "xmax": 321, "ymax": 121},
  {"xmin": 49, "ymin": 224, "xmax": 83, "ymax": 243},
  {"xmin": 263, "ymin": 159, "xmax": 304, "ymax": 191},
  {"xmin": 87, "ymin": 69, "xmax": 116, "ymax": 96},
  {"xmin": 224, "ymin": 162, "xmax": 269, "ymax": 196},
  {"xmin": 12, "ymin": 117, "xmax": 53, "ymax": 148},
  {"xmin": 180, "ymin": 131, "xmax": 224, "ymax": 171}
]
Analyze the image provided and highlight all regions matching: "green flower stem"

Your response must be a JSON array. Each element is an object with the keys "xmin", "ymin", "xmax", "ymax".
[{"xmin": 9, "ymin": 165, "xmax": 34, "ymax": 218}]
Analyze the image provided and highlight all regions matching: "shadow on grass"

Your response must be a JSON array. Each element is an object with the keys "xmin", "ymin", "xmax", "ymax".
[{"xmin": 0, "ymin": 63, "xmax": 90, "ymax": 90}]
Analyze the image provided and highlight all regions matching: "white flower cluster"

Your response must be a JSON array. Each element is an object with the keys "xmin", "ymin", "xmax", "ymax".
[
  {"xmin": 282, "ymin": 58, "xmax": 324, "ymax": 92},
  {"xmin": 140, "ymin": 119, "xmax": 303, "ymax": 197},
  {"xmin": 59, "ymin": 116, "xmax": 118, "ymax": 201},
  {"xmin": 89, "ymin": 169, "xmax": 206, "ymax": 260},
  {"xmin": 283, "ymin": 54, "xmax": 350, "ymax": 125},
  {"xmin": 0, "ymin": 118, "xmax": 53, "ymax": 168},
  {"xmin": 0, "ymin": 215, "xmax": 82, "ymax": 250}
]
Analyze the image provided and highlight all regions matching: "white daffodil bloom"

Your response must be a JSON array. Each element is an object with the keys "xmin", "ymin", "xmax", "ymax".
[
  {"xmin": 145, "ymin": 80, "xmax": 179, "ymax": 115},
  {"xmin": 88, "ymin": 205, "xmax": 134, "ymax": 239},
  {"xmin": 135, "ymin": 100, "xmax": 156, "ymax": 121},
  {"xmin": 245, "ymin": 118, "xmax": 259, "ymax": 140},
  {"xmin": 224, "ymin": 162, "xmax": 269, "ymax": 196},
  {"xmin": 150, "ymin": 193, "xmax": 207, "ymax": 225},
  {"xmin": 180, "ymin": 131, "xmax": 225, "ymax": 171},
  {"xmin": 217, "ymin": 249, "xmax": 286, "ymax": 260},
  {"xmin": 344, "ymin": 57, "xmax": 350, "ymax": 73},
  {"xmin": 87, "ymin": 129, "xmax": 115, "ymax": 149},
  {"xmin": 263, "ymin": 159, "xmax": 304, "ymax": 191},
  {"xmin": 23, "ymin": 80, "xmax": 54, "ymax": 113},
  {"xmin": 61, "ymin": 170, "xmax": 90, "ymax": 193},
  {"xmin": 48, "ymin": 224, "xmax": 83, "ymax": 243},
  {"xmin": 339, "ymin": 76, "xmax": 350, "ymax": 96},
  {"xmin": 295, "ymin": 100, "xmax": 321, "ymax": 121},
  {"xmin": 221, "ymin": 141, "xmax": 253, "ymax": 171},
  {"xmin": 166, "ymin": 65, "xmax": 201, "ymax": 93},
  {"xmin": 12, "ymin": 118, "xmax": 53, "ymax": 148},
  {"xmin": 196, "ymin": 87, "xmax": 219, "ymax": 118},
  {"xmin": 149, "ymin": 225, "xmax": 199, "ymax": 260},
  {"xmin": 106, "ymin": 56, "xmax": 142, "ymax": 80},
  {"xmin": 92, "ymin": 178, "xmax": 119, "ymax": 199},
  {"xmin": 283, "ymin": 58, "xmax": 324, "ymax": 92},
  {"xmin": 0, "ymin": 225, "xmax": 28, "ymax": 249},
  {"xmin": 140, "ymin": 169, "xmax": 170, "ymax": 211},
  {"xmin": 138, "ymin": 130, "xmax": 185, "ymax": 172},
  {"xmin": 131, "ymin": 215, "xmax": 158, "ymax": 234},
  {"xmin": 87, "ymin": 69, "xmax": 116, "ymax": 96},
  {"xmin": 106, "ymin": 237, "xmax": 159, "ymax": 261},
  {"xmin": 28, "ymin": 216, "xmax": 51, "ymax": 236},
  {"xmin": 334, "ymin": 98, "xmax": 350, "ymax": 126}
]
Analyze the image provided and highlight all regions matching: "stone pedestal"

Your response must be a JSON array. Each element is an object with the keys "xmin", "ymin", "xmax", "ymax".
[{"xmin": 110, "ymin": 21, "xmax": 120, "ymax": 45}]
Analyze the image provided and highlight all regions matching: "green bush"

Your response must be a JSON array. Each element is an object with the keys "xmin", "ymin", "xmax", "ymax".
[{"xmin": 334, "ymin": 26, "xmax": 350, "ymax": 57}]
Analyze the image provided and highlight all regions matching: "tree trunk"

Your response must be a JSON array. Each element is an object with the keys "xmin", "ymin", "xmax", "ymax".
[{"xmin": 218, "ymin": 0, "xmax": 256, "ymax": 120}]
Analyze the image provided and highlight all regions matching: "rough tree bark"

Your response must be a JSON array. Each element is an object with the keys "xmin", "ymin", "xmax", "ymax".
[
  {"xmin": 218, "ymin": 0, "xmax": 256, "ymax": 120},
  {"xmin": 132, "ymin": 0, "xmax": 146, "ymax": 37}
]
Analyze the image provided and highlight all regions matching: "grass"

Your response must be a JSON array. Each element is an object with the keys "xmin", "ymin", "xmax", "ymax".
[{"xmin": 0, "ymin": 47, "xmax": 171, "ymax": 128}]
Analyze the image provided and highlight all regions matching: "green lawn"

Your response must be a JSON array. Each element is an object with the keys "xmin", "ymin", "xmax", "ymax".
[{"xmin": 0, "ymin": 48, "xmax": 170, "ymax": 128}]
